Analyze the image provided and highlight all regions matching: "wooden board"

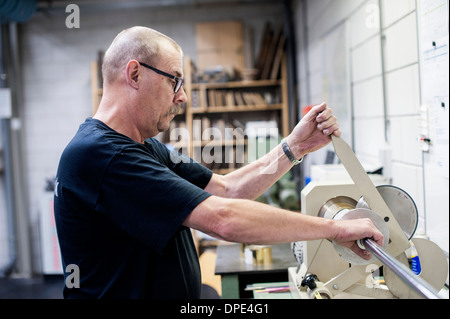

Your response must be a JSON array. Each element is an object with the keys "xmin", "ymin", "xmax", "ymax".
[
  {"xmin": 255, "ymin": 22, "xmax": 272, "ymax": 75},
  {"xmin": 260, "ymin": 23, "xmax": 283, "ymax": 80},
  {"xmin": 196, "ymin": 21, "xmax": 245, "ymax": 73},
  {"xmin": 270, "ymin": 34, "xmax": 286, "ymax": 80}
]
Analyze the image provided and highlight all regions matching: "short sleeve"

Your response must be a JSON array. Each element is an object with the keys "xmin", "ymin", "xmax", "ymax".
[
  {"xmin": 95, "ymin": 145, "xmax": 212, "ymax": 254},
  {"xmin": 144, "ymin": 139, "xmax": 213, "ymax": 190}
]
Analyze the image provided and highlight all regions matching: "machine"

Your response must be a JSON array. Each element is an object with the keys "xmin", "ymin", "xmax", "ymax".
[{"xmin": 289, "ymin": 136, "xmax": 448, "ymax": 299}]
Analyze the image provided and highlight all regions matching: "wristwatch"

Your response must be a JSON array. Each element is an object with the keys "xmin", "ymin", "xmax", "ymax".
[{"xmin": 281, "ymin": 138, "xmax": 304, "ymax": 165}]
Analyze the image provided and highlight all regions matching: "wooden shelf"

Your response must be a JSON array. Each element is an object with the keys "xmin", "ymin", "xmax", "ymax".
[
  {"xmin": 183, "ymin": 54, "xmax": 289, "ymax": 173},
  {"xmin": 191, "ymin": 79, "xmax": 281, "ymax": 90},
  {"xmin": 191, "ymin": 104, "xmax": 283, "ymax": 114}
]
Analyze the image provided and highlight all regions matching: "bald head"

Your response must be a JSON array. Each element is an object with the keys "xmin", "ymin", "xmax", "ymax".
[{"xmin": 102, "ymin": 26, "xmax": 183, "ymax": 85}]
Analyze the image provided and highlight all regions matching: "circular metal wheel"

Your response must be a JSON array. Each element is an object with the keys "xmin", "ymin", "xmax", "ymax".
[{"xmin": 356, "ymin": 185, "xmax": 418, "ymax": 239}]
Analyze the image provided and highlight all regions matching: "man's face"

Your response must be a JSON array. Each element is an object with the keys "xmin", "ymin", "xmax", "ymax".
[{"xmin": 139, "ymin": 46, "xmax": 187, "ymax": 137}]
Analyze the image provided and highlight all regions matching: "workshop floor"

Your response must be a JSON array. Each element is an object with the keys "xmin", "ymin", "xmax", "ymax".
[
  {"xmin": 0, "ymin": 276, "xmax": 64, "ymax": 299},
  {"xmin": 0, "ymin": 276, "xmax": 220, "ymax": 299}
]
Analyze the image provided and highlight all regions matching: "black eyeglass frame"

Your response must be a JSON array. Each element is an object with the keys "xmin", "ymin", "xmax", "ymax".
[{"xmin": 138, "ymin": 61, "xmax": 184, "ymax": 93}]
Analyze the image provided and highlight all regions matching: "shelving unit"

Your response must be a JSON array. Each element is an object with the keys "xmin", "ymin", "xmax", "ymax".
[
  {"xmin": 90, "ymin": 54, "xmax": 290, "ymax": 175},
  {"xmin": 180, "ymin": 55, "xmax": 289, "ymax": 174}
]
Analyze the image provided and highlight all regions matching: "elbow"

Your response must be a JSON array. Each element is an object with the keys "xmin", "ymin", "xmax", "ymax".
[{"xmin": 210, "ymin": 199, "xmax": 240, "ymax": 242}]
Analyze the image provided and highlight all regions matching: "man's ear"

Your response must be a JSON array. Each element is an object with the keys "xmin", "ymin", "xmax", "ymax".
[{"xmin": 125, "ymin": 60, "xmax": 140, "ymax": 89}]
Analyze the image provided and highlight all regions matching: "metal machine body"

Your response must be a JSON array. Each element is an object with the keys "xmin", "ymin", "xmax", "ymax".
[
  {"xmin": 289, "ymin": 136, "xmax": 448, "ymax": 299},
  {"xmin": 289, "ymin": 181, "xmax": 447, "ymax": 299},
  {"xmin": 290, "ymin": 181, "xmax": 391, "ymax": 299}
]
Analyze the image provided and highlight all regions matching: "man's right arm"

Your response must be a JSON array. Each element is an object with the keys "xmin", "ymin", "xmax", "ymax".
[{"xmin": 183, "ymin": 195, "xmax": 383, "ymax": 261}]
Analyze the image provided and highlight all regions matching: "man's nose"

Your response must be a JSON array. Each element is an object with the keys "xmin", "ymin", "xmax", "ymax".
[{"xmin": 174, "ymin": 87, "xmax": 187, "ymax": 104}]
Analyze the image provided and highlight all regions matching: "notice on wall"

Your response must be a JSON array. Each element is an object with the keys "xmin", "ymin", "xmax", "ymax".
[{"xmin": 419, "ymin": 0, "xmax": 449, "ymax": 178}]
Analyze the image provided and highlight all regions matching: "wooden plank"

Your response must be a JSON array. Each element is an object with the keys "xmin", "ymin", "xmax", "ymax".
[
  {"xmin": 260, "ymin": 23, "xmax": 283, "ymax": 80},
  {"xmin": 191, "ymin": 79, "xmax": 281, "ymax": 90},
  {"xmin": 196, "ymin": 21, "xmax": 245, "ymax": 73},
  {"xmin": 280, "ymin": 54, "xmax": 290, "ymax": 136},
  {"xmin": 191, "ymin": 104, "xmax": 283, "ymax": 114},
  {"xmin": 255, "ymin": 22, "xmax": 272, "ymax": 75},
  {"xmin": 270, "ymin": 34, "xmax": 286, "ymax": 80}
]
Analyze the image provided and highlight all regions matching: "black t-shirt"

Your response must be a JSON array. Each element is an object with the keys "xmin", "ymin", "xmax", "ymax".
[{"xmin": 54, "ymin": 118, "xmax": 213, "ymax": 298}]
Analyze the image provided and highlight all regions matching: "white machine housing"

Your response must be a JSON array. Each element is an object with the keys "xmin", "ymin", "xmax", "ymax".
[{"xmin": 288, "ymin": 180, "xmax": 448, "ymax": 299}]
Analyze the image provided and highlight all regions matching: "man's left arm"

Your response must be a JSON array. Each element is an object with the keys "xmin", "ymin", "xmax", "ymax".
[{"xmin": 204, "ymin": 102, "xmax": 341, "ymax": 200}]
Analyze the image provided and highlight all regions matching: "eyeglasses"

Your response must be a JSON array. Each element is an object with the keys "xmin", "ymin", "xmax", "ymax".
[{"xmin": 138, "ymin": 61, "xmax": 184, "ymax": 93}]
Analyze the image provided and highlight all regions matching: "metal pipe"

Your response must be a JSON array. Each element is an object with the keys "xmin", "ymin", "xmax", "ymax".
[{"xmin": 362, "ymin": 238, "xmax": 441, "ymax": 299}]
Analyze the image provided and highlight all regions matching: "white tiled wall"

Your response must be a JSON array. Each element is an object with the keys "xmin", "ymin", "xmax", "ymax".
[
  {"xmin": 353, "ymin": 117, "xmax": 385, "ymax": 161},
  {"xmin": 382, "ymin": 0, "xmax": 416, "ymax": 28},
  {"xmin": 385, "ymin": 64, "xmax": 421, "ymax": 116},
  {"xmin": 294, "ymin": 0, "xmax": 448, "ymax": 253},
  {"xmin": 352, "ymin": 77, "xmax": 384, "ymax": 118},
  {"xmin": 383, "ymin": 12, "xmax": 419, "ymax": 72},
  {"xmin": 389, "ymin": 116, "xmax": 423, "ymax": 166},
  {"xmin": 349, "ymin": 0, "xmax": 379, "ymax": 47},
  {"xmin": 351, "ymin": 36, "xmax": 382, "ymax": 83}
]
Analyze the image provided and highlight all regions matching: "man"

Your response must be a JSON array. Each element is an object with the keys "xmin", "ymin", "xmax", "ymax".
[{"xmin": 54, "ymin": 26, "xmax": 383, "ymax": 299}]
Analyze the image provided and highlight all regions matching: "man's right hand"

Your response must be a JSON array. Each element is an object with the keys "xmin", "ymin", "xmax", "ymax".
[{"xmin": 330, "ymin": 218, "xmax": 385, "ymax": 260}]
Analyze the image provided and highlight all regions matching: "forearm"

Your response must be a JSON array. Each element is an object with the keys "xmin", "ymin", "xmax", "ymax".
[
  {"xmin": 185, "ymin": 196, "xmax": 335, "ymax": 245},
  {"xmin": 215, "ymin": 142, "xmax": 301, "ymax": 200},
  {"xmin": 185, "ymin": 195, "xmax": 385, "ymax": 259},
  {"xmin": 221, "ymin": 199, "xmax": 335, "ymax": 244}
]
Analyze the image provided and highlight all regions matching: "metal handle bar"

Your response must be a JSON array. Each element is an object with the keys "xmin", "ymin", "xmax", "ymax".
[{"xmin": 362, "ymin": 238, "xmax": 441, "ymax": 299}]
